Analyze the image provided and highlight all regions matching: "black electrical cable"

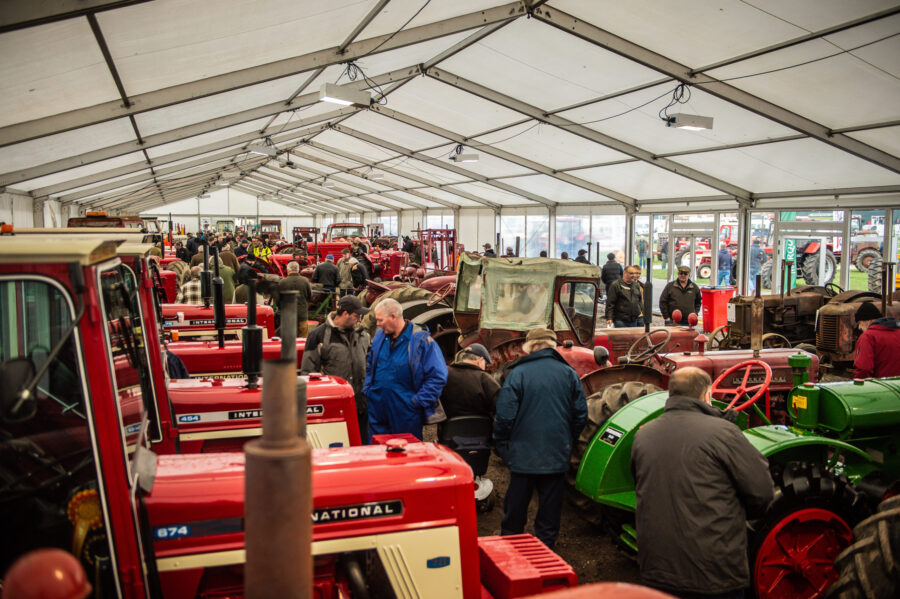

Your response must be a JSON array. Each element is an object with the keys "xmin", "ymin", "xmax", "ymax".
[
  {"xmin": 658, "ymin": 84, "xmax": 691, "ymax": 123},
  {"xmin": 363, "ymin": 0, "xmax": 434, "ymax": 58}
]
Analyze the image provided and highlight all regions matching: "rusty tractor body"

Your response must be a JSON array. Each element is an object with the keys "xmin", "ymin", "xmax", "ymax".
[{"xmin": 816, "ymin": 289, "xmax": 900, "ymax": 367}]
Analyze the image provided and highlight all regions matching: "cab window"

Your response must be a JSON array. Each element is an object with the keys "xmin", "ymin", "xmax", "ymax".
[{"xmin": 557, "ymin": 281, "xmax": 598, "ymax": 345}]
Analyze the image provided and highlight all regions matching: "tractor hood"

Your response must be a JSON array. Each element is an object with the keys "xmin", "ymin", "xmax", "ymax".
[
  {"xmin": 661, "ymin": 348, "xmax": 818, "ymax": 393},
  {"xmin": 145, "ymin": 442, "xmax": 478, "ymax": 595},
  {"xmin": 167, "ymin": 338, "xmax": 305, "ymax": 377},
  {"xmin": 168, "ymin": 374, "xmax": 358, "ymax": 449}
]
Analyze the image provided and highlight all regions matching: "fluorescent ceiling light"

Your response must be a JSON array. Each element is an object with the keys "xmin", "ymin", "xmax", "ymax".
[
  {"xmin": 217, "ymin": 181, "xmax": 230, "ymax": 186},
  {"xmin": 449, "ymin": 153, "xmax": 479, "ymax": 163},
  {"xmin": 322, "ymin": 180, "xmax": 335, "ymax": 189},
  {"xmin": 198, "ymin": 193, "xmax": 211, "ymax": 199},
  {"xmin": 248, "ymin": 144, "xmax": 278, "ymax": 157},
  {"xmin": 369, "ymin": 172, "xmax": 384, "ymax": 181},
  {"xmin": 666, "ymin": 113, "xmax": 714, "ymax": 131},
  {"xmin": 319, "ymin": 82, "xmax": 372, "ymax": 107}
]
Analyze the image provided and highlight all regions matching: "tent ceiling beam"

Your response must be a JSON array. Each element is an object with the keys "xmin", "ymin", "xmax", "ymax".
[
  {"xmin": 0, "ymin": 1, "xmax": 530, "ymax": 147},
  {"xmin": 252, "ymin": 169, "xmax": 400, "ymax": 213},
  {"xmin": 31, "ymin": 122, "xmax": 332, "ymax": 199},
  {"xmin": 371, "ymin": 105, "xmax": 635, "ymax": 208},
  {"xmin": 0, "ymin": 0, "xmax": 153, "ymax": 34},
  {"xmin": 332, "ymin": 124, "xmax": 556, "ymax": 207},
  {"xmin": 262, "ymin": 163, "xmax": 429, "ymax": 211},
  {"xmin": 287, "ymin": 149, "xmax": 458, "ymax": 210},
  {"xmin": 305, "ymin": 140, "xmax": 502, "ymax": 210},
  {"xmin": 532, "ymin": 6, "xmax": 900, "ymax": 174},
  {"xmin": 240, "ymin": 176, "xmax": 354, "ymax": 214},
  {"xmin": 243, "ymin": 173, "xmax": 367, "ymax": 213},
  {"xmin": 425, "ymin": 66, "xmax": 752, "ymax": 200}
]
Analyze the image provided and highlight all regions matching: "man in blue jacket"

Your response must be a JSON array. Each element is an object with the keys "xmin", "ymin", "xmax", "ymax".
[
  {"xmin": 494, "ymin": 327, "xmax": 587, "ymax": 550},
  {"xmin": 363, "ymin": 298, "xmax": 448, "ymax": 442},
  {"xmin": 717, "ymin": 242, "xmax": 734, "ymax": 286}
]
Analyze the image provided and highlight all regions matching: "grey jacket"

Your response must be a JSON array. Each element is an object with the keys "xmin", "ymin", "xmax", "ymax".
[
  {"xmin": 631, "ymin": 394, "xmax": 773, "ymax": 594},
  {"xmin": 300, "ymin": 313, "xmax": 371, "ymax": 409}
]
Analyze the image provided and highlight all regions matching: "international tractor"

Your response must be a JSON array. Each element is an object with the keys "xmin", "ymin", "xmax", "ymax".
[
  {"xmin": 814, "ymin": 289, "xmax": 900, "ymax": 372},
  {"xmin": 0, "ymin": 232, "xmax": 359, "ymax": 454},
  {"xmin": 573, "ymin": 352, "xmax": 900, "ymax": 599},
  {"xmin": 0, "ymin": 237, "xmax": 576, "ymax": 598}
]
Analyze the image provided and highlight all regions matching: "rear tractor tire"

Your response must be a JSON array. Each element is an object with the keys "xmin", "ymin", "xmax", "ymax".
[
  {"xmin": 761, "ymin": 260, "xmax": 773, "ymax": 291},
  {"xmin": 567, "ymin": 381, "xmax": 661, "ymax": 524},
  {"xmin": 750, "ymin": 461, "xmax": 871, "ymax": 599},
  {"xmin": 867, "ymin": 255, "xmax": 884, "ymax": 295},
  {"xmin": 855, "ymin": 249, "xmax": 880, "ymax": 274},
  {"xmin": 800, "ymin": 250, "xmax": 837, "ymax": 287},
  {"xmin": 826, "ymin": 495, "xmax": 900, "ymax": 599}
]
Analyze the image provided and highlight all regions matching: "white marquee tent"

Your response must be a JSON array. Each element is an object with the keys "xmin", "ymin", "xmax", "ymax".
[{"xmin": 1, "ymin": 0, "xmax": 898, "ymax": 262}]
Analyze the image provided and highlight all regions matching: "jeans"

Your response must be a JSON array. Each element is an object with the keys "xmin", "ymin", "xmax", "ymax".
[
  {"xmin": 748, "ymin": 271, "xmax": 760, "ymax": 293},
  {"xmin": 717, "ymin": 270, "xmax": 731, "ymax": 286},
  {"xmin": 614, "ymin": 318, "xmax": 645, "ymax": 328},
  {"xmin": 502, "ymin": 472, "xmax": 566, "ymax": 550}
]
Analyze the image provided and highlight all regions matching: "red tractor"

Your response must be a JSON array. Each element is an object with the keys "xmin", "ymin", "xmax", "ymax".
[{"xmin": 0, "ymin": 236, "xmax": 576, "ymax": 598}]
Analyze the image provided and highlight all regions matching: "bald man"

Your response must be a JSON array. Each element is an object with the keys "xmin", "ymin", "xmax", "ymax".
[{"xmin": 631, "ymin": 367, "xmax": 773, "ymax": 598}]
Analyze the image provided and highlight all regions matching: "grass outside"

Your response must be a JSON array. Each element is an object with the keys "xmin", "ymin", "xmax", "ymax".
[{"xmin": 651, "ymin": 263, "xmax": 871, "ymax": 291}]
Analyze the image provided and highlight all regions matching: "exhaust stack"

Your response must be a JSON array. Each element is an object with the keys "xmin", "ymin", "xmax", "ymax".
[{"xmin": 242, "ymin": 279, "xmax": 263, "ymax": 389}]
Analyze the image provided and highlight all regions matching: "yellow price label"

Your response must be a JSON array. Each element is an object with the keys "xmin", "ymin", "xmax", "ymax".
[{"xmin": 793, "ymin": 395, "xmax": 807, "ymax": 410}]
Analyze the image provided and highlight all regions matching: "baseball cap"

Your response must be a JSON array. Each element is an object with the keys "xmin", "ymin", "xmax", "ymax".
[
  {"xmin": 483, "ymin": 243, "xmax": 491, "ymax": 249},
  {"xmin": 525, "ymin": 327, "xmax": 556, "ymax": 344},
  {"xmin": 855, "ymin": 301, "xmax": 881, "ymax": 322},
  {"xmin": 678, "ymin": 265, "xmax": 690, "ymax": 274},
  {"xmin": 337, "ymin": 294, "xmax": 369, "ymax": 315},
  {"xmin": 578, "ymin": 249, "xmax": 587, "ymax": 255},
  {"xmin": 461, "ymin": 343, "xmax": 491, "ymax": 364},
  {"xmin": 326, "ymin": 254, "xmax": 334, "ymax": 260}
]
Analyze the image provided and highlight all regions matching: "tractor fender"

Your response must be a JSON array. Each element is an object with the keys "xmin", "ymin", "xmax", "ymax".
[
  {"xmin": 742, "ymin": 425, "xmax": 874, "ymax": 465},
  {"xmin": 804, "ymin": 241, "xmax": 821, "ymax": 254}
]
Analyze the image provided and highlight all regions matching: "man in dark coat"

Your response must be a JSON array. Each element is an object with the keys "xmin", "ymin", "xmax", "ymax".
[
  {"xmin": 174, "ymin": 241, "xmax": 190, "ymax": 263},
  {"xmin": 494, "ymin": 327, "xmax": 587, "ymax": 550},
  {"xmin": 312, "ymin": 254, "xmax": 340, "ymax": 292},
  {"xmin": 277, "ymin": 261, "xmax": 313, "ymax": 337},
  {"xmin": 601, "ymin": 253, "xmax": 623, "ymax": 289},
  {"xmin": 301, "ymin": 295, "xmax": 371, "ymax": 441},
  {"xmin": 440, "ymin": 343, "xmax": 500, "ymax": 422},
  {"xmin": 658, "ymin": 265, "xmax": 702, "ymax": 325},
  {"xmin": 574, "ymin": 249, "xmax": 590, "ymax": 264},
  {"xmin": 853, "ymin": 301, "xmax": 900, "ymax": 378},
  {"xmin": 632, "ymin": 367, "xmax": 773, "ymax": 597},
  {"xmin": 482, "ymin": 243, "xmax": 497, "ymax": 258},
  {"xmin": 185, "ymin": 233, "xmax": 199, "ymax": 257},
  {"xmin": 605, "ymin": 265, "xmax": 644, "ymax": 327},
  {"xmin": 234, "ymin": 238, "xmax": 250, "ymax": 258}
]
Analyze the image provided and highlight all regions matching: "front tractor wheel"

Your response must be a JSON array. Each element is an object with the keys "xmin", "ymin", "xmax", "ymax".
[{"xmin": 750, "ymin": 462, "xmax": 871, "ymax": 599}]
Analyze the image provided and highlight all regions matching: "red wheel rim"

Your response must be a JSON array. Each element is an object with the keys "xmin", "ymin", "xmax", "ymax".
[{"xmin": 754, "ymin": 508, "xmax": 852, "ymax": 599}]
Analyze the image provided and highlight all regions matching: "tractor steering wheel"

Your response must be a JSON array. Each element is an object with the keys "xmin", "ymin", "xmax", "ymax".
[
  {"xmin": 711, "ymin": 360, "xmax": 772, "ymax": 413},
  {"xmin": 626, "ymin": 329, "xmax": 671, "ymax": 363},
  {"xmin": 427, "ymin": 283, "xmax": 455, "ymax": 307}
]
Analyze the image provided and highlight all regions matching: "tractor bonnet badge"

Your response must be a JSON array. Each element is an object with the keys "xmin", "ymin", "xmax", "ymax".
[
  {"xmin": 312, "ymin": 500, "xmax": 403, "ymax": 524},
  {"xmin": 427, "ymin": 556, "xmax": 450, "ymax": 569}
]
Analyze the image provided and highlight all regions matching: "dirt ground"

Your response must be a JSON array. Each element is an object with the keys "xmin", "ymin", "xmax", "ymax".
[
  {"xmin": 475, "ymin": 453, "xmax": 641, "ymax": 585},
  {"xmin": 423, "ymin": 425, "xmax": 640, "ymax": 585}
]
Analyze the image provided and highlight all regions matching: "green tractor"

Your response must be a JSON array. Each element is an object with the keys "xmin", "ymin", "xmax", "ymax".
[{"xmin": 574, "ymin": 355, "xmax": 900, "ymax": 599}]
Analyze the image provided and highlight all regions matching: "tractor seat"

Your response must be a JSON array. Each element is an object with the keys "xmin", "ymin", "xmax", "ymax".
[{"xmin": 439, "ymin": 415, "xmax": 493, "ymax": 477}]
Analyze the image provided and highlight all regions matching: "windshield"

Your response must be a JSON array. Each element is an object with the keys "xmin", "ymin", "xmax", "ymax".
[
  {"xmin": 329, "ymin": 225, "xmax": 366, "ymax": 239},
  {"xmin": 0, "ymin": 276, "xmax": 115, "ymax": 588}
]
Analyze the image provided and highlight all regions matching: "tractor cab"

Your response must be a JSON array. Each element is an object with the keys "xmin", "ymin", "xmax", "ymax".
[{"xmin": 454, "ymin": 254, "xmax": 604, "ymax": 375}]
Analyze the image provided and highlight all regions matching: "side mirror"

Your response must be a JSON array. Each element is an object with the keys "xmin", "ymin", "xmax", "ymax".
[{"xmin": 0, "ymin": 357, "xmax": 37, "ymax": 422}]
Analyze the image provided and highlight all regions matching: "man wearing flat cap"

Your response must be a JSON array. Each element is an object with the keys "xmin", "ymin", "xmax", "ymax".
[
  {"xmin": 494, "ymin": 327, "xmax": 587, "ymax": 550},
  {"xmin": 854, "ymin": 301, "xmax": 900, "ymax": 379},
  {"xmin": 482, "ymin": 243, "xmax": 497, "ymax": 258},
  {"xmin": 440, "ymin": 344, "xmax": 501, "ymax": 426},
  {"xmin": 659, "ymin": 265, "xmax": 702, "ymax": 326},
  {"xmin": 301, "ymin": 295, "xmax": 372, "ymax": 441}
]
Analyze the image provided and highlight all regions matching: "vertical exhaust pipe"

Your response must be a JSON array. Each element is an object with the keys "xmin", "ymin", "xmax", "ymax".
[
  {"xmin": 280, "ymin": 290, "xmax": 298, "ymax": 364},
  {"xmin": 201, "ymin": 242, "xmax": 212, "ymax": 309},
  {"xmin": 244, "ymin": 359, "xmax": 311, "ymax": 599},
  {"xmin": 211, "ymin": 247, "xmax": 226, "ymax": 349},
  {"xmin": 242, "ymin": 279, "xmax": 263, "ymax": 389},
  {"xmin": 644, "ymin": 253, "xmax": 652, "ymax": 333}
]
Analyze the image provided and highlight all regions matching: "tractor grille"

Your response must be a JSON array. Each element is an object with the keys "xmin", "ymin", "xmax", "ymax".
[{"xmin": 817, "ymin": 314, "xmax": 841, "ymax": 351}]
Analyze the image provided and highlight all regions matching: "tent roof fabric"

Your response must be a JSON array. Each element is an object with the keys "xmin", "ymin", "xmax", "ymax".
[{"xmin": 1, "ymin": 0, "xmax": 898, "ymax": 214}]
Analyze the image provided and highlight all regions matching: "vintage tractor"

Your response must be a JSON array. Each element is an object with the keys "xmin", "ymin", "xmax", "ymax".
[
  {"xmin": 815, "ymin": 288, "xmax": 900, "ymax": 371},
  {"xmin": 0, "ymin": 233, "xmax": 359, "ymax": 456},
  {"xmin": 573, "ymin": 354, "xmax": 900, "ymax": 599},
  {"xmin": 709, "ymin": 282, "xmax": 836, "ymax": 351},
  {"xmin": 0, "ymin": 237, "xmax": 576, "ymax": 598}
]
